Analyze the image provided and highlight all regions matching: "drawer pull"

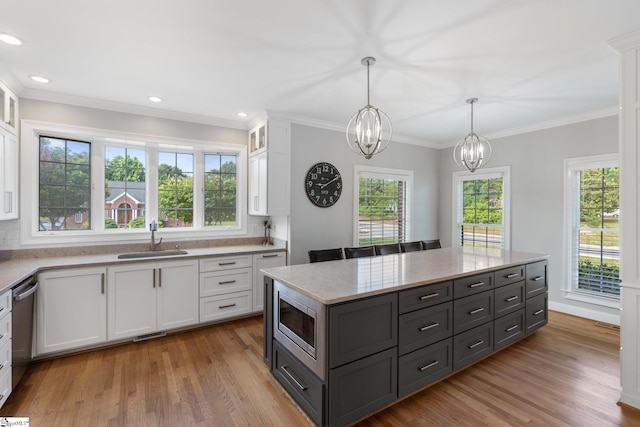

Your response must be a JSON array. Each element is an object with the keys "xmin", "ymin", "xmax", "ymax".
[
  {"xmin": 0, "ymin": 363, "xmax": 3, "ymax": 370},
  {"xmin": 218, "ymin": 261, "xmax": 237, "ymax": 266},
  {"xmin": 282, "ymin": 366, "xmax": 307, "ymax": 391},
  {"xmin": 419, "ymin": 360, "xmax": 439, "ymax": 371},
  {"xmin": 469, "ymin": 307, "xmax": 485, "ymax": 315},
  {"xmin": 218, "ymin": 280, "xmax": 237, "ymax": 285},
  {"xmin": 419, "ymin": 322, "xmax": 439, "ymax": 332},
  {"xmin": 533, "ymin": 309, "xmax": 544, "ymax": 316},
  {"xmin": 506, "ymin": 273, "xmax": 520, "ymax": 279},
  {"xmin": 420, "ymin": 292, "xmax": 440, "ymax": 300},
  {"xmin": 468, "ymin": 340, "xmax": 484, "ymax": 349},
  {"xmin": 219, "ymin": 303, "xmax": 237, "ymax": 309},
  {"xmin": 506, "ymin": 324, "xmax": 519, "ymax": 332},
  {"xmin": 532, "ymin": 276, "xmax": 544, "ymax": 282},
  {"xmin": 0, "ymin": 307, "xmax": 3, "ymax": 313},
  {"xmin": 0, "ymin": 334, "xmax": 4, "ymax": 340},
  {"xmin": 263, "ymin": 254, "xmax": 279, "ymax": 258},
  {"xmin": 506, "ymin": 296, "xmax": 519, "ymax": 302},
  {"xmin": 469, "ymin": 282, "xmax": 485, "ymax": 288}
]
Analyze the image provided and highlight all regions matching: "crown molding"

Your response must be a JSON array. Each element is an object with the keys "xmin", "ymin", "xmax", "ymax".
[
  {"xmin": 609, "ymin": 30, "xmax": 640, "ymax": 53},
  {"xmin": 19, "ymin": 88, "xmax": 250, "ymax": 131}
]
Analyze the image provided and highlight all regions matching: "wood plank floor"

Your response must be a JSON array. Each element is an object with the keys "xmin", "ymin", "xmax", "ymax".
[{"xmin": 3, "ymin": 311, "xmax": 640, "ymax": 426}]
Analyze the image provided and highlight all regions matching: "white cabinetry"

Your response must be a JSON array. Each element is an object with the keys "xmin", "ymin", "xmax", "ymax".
[
  {"xmin": 36, "ymin": 267, "xmax": 107, "ymax": 355},
  {"xmin": 0, "ymin": 81, "xmax": 18, "ymax": 135},
  {"xmin": 248, "ymin": 120, "xmax": 290, "ymax": 216},
  {"xmin": 0, "ymin": 289, "xmax": 11, "ymax": 407},
  {"xmin": 199, "ymin": 255, "xmax": 253, "ymax": 322},
  {"xmin": 0, "ymin": 131, "xmax": 18, "ymax": 220},
  {"xmin": 107, "ymin": 259, "xmax": 198, "ymax": 341},
  {"xmin": 253, "ymin": 252, "xmax": 286, "ymax": 311}
]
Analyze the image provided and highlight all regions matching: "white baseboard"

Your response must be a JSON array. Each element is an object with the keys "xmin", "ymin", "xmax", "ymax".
[{"xmin": 549, "ymin": 301, "xmax": 620, "ymax": 326}]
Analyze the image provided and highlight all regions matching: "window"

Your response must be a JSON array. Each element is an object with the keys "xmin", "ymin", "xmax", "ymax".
[
  {"xmin": 39, "ymin": 136, "xmax": 91, "ymax": 231},
  {"xmin": 354, "ymin": 166, "xmax": 413, "ymax": 246},
  {"xmin": 453, "ymin": 167, "xmax": 510, "ymax": 249},
  {"xmin": 23, "ymin": 120, "xmax": 246, "ymax": 244},
  {"xmin": 565, "ymin": 155, "xmax": 620, "ymax": 301}
]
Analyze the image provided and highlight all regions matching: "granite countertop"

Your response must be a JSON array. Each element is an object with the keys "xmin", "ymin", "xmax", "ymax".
[
  {"xmin": 262, "ymin": 247, "xmax": 548, "ymax": 305},
  {"xmin": 0, "ymin": 244, "xmax": 287, "ymax": 295}
]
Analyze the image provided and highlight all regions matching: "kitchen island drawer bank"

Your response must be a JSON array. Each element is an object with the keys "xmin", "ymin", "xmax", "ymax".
[{"xmin": 262, "ymin": 247, "xmax": 549, "ymax": 427}]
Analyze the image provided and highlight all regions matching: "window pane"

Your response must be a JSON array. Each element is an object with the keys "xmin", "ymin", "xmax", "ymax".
[
  {"xmin": 204, "ymin": 154, "xmax": 237, "ymax": 226},
  {"xmin": 358, "ymin": 176, "xmax": 408, "ymax": 246},
  {"xmin": 39, "ymin": 136, "xmax": 91, "ymax": 231},
  {"xmin": 158, "ymin": 152, "xmax": 193, "ymax": 228},
  {"xmin": 458, "ymin": 177, "xmax": 503, "ymax": 248},
  {"xmin": 105, "ymin": 146, "xmax": 147, "ymax": 229}
]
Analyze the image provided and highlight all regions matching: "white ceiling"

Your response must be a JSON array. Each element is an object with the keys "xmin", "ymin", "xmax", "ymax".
[{"xmin": 0, "ymin": 0, "xmax": 638, "ymax": 148}]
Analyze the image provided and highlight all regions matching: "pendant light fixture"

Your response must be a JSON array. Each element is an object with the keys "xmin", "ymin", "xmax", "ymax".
[
  {"xmin": 346, "ymin": 57, "xmax": 392, "ymax": 159},
  {"xmin": 453, "ymin": 98, "xmax": 492, "ymax": 173}
]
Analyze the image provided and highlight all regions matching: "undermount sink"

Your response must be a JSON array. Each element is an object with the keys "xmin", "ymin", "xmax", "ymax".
[{"xmin": 117, "ymin": 250, "xmax": 188, "ymax": 259}]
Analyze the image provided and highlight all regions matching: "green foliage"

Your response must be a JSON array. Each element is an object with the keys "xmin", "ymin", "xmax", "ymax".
[
  {"xmin": 579, "ymin": 167, "xmax": 619, "ymax": 228},
  {"xmin": 159, "ymin": 176, "xmax": 194, "ymax": 225},
  {"xmin": 105, "ymin": 217, "xmax": 118, "ymax": 228},
  {"xmin": 204, "ymin": 161, "xmax": 237, "ymax": 225},
  {"xmin": 358, "ymin": 178, "xmax": 402, "ymax": 219},
  {"xmin": 159, "ymin": 164, "xmax": 185, "ymax": 180},
  {"xmin": 128, "ymin": 216, "xmax": 146, "ymax": 228},
  {"xmin": 105, "ymin": 155, "xmax": 145, "ymax": 182},
  {"xmin": 462, "ymin": 178, "xmax": 503, "ymax": 224}
]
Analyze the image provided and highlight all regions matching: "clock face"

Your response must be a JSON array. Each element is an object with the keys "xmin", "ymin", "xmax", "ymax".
[{"xmin": 305, "ymin": 162, "xmax": 342, "ymax": 207}]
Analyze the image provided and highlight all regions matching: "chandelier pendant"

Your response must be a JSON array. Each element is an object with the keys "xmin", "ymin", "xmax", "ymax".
[
  {"xmin": 346, "ymin": 57, "xmax": 392, "ymax": 159},
  {"xmin": 453, "ymin": 98, "xmax": 492, "ymax": 173}
]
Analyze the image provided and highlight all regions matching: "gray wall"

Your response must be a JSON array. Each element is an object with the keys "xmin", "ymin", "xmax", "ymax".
[
  {"xmin": 438, "ymin": 115, "xmax": 620, "ymax": 321},
  {"xmin": 288, "ymin": 124, "xmax": 440, "ymax": 265}
]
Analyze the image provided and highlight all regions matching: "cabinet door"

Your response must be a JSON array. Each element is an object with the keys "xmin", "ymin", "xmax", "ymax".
[
  {"xmin": 248, "ymin": 152, "xmax": 267, "ymax": 215},
  {"xmin": 0, "ymin": 82, "xmax": 18, "ymax": 134},
  {"xmin": 108, "ymin": 263, "xmax": 157, "ymax": 340},
  {"xmin": 37, "ymin": 267, "xmax": 107, "ymax": 355},
  {"xmin": 157, "ymin": 260, "xmax": 199, "ymax": 330},
  {"xmin": 0, "ymin": 132, "xmax": 17, "ymax": 220},
  {"xmin": 253, "ymin": 252, "xmax": 286, "ymax": 311}
]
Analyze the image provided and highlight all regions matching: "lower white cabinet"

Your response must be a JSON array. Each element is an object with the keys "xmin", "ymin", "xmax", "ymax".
[
  {"xmin": 0, "ymin": 288, "xmax": 11, "ymax": 407},
  {"xmin": 107, "ymin": 259, "xmax": 198, "ymax": 341},
  {"xmin": 253, "ymin": 252, "xmax": 286, "ymax": 311},
  {"xmin": 36, "ymin": 267, "xmax": 107, "ymax": 355}
]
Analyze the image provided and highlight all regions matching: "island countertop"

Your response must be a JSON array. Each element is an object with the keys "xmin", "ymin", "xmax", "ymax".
[{"xmin": 262, "ymin": 247, "xmax": 548, "ymax": 305}]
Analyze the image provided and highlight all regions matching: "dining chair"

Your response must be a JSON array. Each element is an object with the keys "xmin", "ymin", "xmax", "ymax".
[
  {"xmin": 343, "ymin": 246, "xmax": 375, "ymax": 259},
  {"xmin": 422, "ymin": 239, "xmax": 442, "ymax": 250},
  {"xmin": 308, "ymin": 248, "xmax": 344, "ymax": 263},
  {"xmin": 374, "ymin": 243, "xmax": 401, "ymax": 256},
  {"xmin": 400, "ymin": 241, "xmax": 424, "ymax": 252}
]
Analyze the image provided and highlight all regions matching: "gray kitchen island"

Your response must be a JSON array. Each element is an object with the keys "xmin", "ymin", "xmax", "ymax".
[{"xmin": 262, "ymin": 247, "xmax": 549, "ymax": 427}]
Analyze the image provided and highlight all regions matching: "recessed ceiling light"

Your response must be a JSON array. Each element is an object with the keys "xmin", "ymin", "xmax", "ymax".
[
  {"xmin": 30, "ymin": 75, "xmax": 50, "ymax": 83},
  {"xmin": 148, "ymin": 96, "xmax": 163, "ymax": 103},
  {"xmin": 236, "ymin": 112, "xmax": 248, "ymax": 118},
  {"xmin": 0, "ymin": 33, "xmax": 23, "ymax": 46}
]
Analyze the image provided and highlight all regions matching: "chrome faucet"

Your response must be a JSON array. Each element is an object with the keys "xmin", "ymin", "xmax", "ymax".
[{"xmin": 150, "ymin": 220, "xmax": 162, "ymax": 251}]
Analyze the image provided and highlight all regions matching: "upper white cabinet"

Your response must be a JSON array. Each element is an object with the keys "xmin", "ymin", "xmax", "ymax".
[
  {"xmin": 0, "ymin": 131, "xmax": 18, "ymax": 220},
  {"xmin": 248, "ymin": 120, "xmax": 290, "ymax": 216},
  {"xmin": 0, "ymin": 81, "xmax": 18, "ymax": 135}
]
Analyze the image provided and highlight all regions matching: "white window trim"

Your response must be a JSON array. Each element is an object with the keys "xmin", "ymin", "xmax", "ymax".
[
  {"xmin": 563, "ymin": 153, "xmax": 620, "ymax": 308},
  {"xmin": 452, "ymin": 166, "xmax": 511, "ymax": 250},
  {"xmin": 353, "ymin": 165, "xmax": 414, "ymax": 246},
  {"xmin": 21, "ymin": 120, "xmax": 247, "ymax": 246}
]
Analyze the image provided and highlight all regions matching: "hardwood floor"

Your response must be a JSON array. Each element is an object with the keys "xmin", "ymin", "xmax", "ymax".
[{"xmin": 3, "ymin": 311, "xmax": 640, "ymax": 426}]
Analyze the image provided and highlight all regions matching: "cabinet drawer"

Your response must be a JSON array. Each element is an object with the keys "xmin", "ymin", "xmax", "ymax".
[
  {"xmin": 329, "ymin": 293, "xmax": 397, "ymax": 369},
  {"xmin": 453, "ymin": 322, "xmax": 493, "ymax": 371},
  {"xmin": 0, "ymin": 338, "xmax": 10, "ymax": 380},
  {"xmin": 273, "ymin": 341, "xmax": 324, "ymax": 427},
  {"xmin": 495, "ymin": 265, "xmax": 525, "ymax": 288},
  {"xmin": 494, "ymin": 309, "xmax": 525, "ymax": 350},
  {"xmin": 0, "ymin": 310, "xmax": 11, "ymax": 352},
  {"xmin": 526, "ymin": 293, "xmax": 548, "ymax": 334},
  {"xmin": 0, "ymin": 290, "xmax": 11, "ymax": 320},
  {"xmin": 399, "ymin": 302, "xmax": 452, "ymax": 356},
  {"xmin": 199, "ymin": 268, "xmax": 252, "ymax": 297},
  {"xmin": 399, "ymin": 281, "xmax": 452, "ymax": 314},
  {"xmin": 494, "ymin": 281, "xmax": 525, "ymax": 318},
  {"xmin": 453, "ymin": 289, "xmax": 493, "ymax": 334},
  {"xmin": 398, "ymin": 338, "xmax": 452, "ymax": 397},
  {"xmin": 526, "ymin": 260, "xmax": 548, "ymax": 298},
  {"xmin": 453, "ymin": 272, "xmax": 494, "ymax": 299},
  {"xmin": 0, "ymin": 364, "xmax": 11, "ymax": 408},
  {"xmin": 199, "ymin": 255, "xmax": 252, "ymax": 272},
  {"xmin": 199, "ymin": 291, "xmax": 252, "ymax": 323}
]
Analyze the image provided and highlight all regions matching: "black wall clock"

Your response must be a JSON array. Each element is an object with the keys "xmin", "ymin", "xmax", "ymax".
[{"xmin": 305, "ymin": 162, "xmax": 342, "ymax": 207}]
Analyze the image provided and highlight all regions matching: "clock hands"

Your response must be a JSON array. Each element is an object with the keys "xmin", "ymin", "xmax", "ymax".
[{"xmin": 319, "ymin": 176, "xmax": 339, "ymax": 189}]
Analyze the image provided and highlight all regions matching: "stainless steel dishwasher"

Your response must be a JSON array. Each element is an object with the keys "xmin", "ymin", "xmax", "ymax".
[{"xmin": 12, "ymin": 275, "xmax": 38, "ymax": 388}]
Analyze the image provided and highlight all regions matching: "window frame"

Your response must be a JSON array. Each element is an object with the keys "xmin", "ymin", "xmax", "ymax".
[
  {"xmin": 353, "ymin": 165, "xmax": 413, "ymax": 247},
  {"xmin": 563, "ymin": 153, "xmax": 620, "ymax": 308},
  {"xmin": 452, "ymin": 166, "xmax": 511, "ymax": 250},
  {"xmin": 21, "ymin": 120, "xmax": 247, "ymax": 246}
]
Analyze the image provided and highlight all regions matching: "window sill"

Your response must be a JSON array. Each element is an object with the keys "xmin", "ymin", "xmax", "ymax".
[{"xmin": 564, "ymin": 290, "xmax": 620, "ymax": 309}]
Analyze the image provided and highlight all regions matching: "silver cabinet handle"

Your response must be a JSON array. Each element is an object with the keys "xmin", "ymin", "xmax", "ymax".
[
  {"xmin": 263, "ymin": 254, "xmax": 279, "ymax": 258},
  {"xmin": 219, "ymin": 303, "xmax": 237, "ymax": 309},
  {"xmin": 420, "ymin": 292, "xmax": 439, "ymax": 300},
  {"xmin": 419, "ymin": 322, "xmax": 439, "ymax": 332},
  {"xmin": 506, "ymin": 273, "xmax": 520, "ymax": 279},
  {"xmin": 218, "ymin": 261, "xmax": 237, "ymax": 266},
  {"xmin": 158, "ymin": 268, "xmax": 162, "ymax": 287},
  {"xmin": 152, "ymin": 269, "xmax": 156, "ymax": 288},
  {"xmin": 0, "ymin": 334, "xmax": 3, "ymax": 340},
  {"xmin": 533, "ymin": 309, "xmax": 544, "ymax": 315},
  {"xmin": 4, "ymin": 191, "xmax": 11, "ymax": 213},
  {"xmin": 254, "ymin": 196, "xmax": 259, "ymax": 211},
  {"xmin": 468, "ymin": 340, "xmax": 484, "ymax": 349},
  {"xmin": 419, "ymin": 360, "xmax": 439, "ymax": 371},
  {"xmin": 506, "ymin": 296, "xmax": 518, "ymax": 302},
  {"xmin": 469, "ymin": 307, "xmax": 485, "ymax": 315},
  {"xmin": 101, "ymin": 273, "xmax": 105, "ymax": 294},
  {"xmin": 532, "ymin": 276, "xmax": 544, "ymax": 281},
  {"xmin": 469, "ymin": 282, "xmax": 485, "ymax": 288},
  {"xmin": 0, "ymin": 363, "xmax": 4, "ymax": 370},
  {"xmin": 506, "ymin": 324, "xmax": 519, "ymax": 332},
  {"xmin": 218, "ymin": 280, "xmax": 237, "ymax": 285},
  {"xmin": 0, "ymin": 307, "xmax": 4, "ymax": 313},
  {"xmin": 281, "ymin": 366, "xmax": 307, "ymax": 391}
]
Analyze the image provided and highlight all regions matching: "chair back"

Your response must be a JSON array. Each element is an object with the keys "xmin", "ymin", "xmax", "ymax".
[
  {"xmin": 422, "ymin": 239, "xmax": 442, "ymax": 250},
  {"xmin": 374, "ymin": 243, "xmax": 401, "ymax": 256},
  {"xmin": 344, "ymin": 246, "xmax": 375, "ymax": 259},
  {"xmin": 400, "ymin": 241, "xmax": 423, "ymax": 252},
  {"xmin": 308, "ymin": 248, "xmax": 344, "ymax": 263}
]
